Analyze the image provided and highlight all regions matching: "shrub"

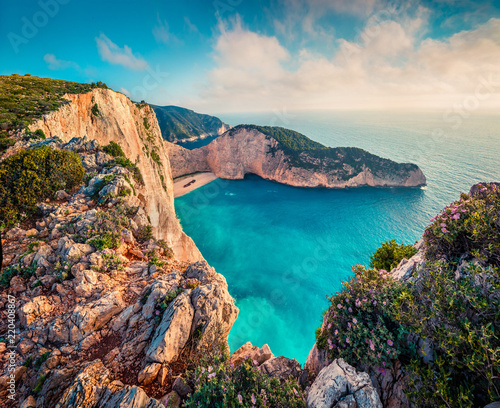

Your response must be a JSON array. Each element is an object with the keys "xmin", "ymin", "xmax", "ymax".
[
  {"xmin": 34, "ymin": 351, "xmax": 50, "ymax": 370},
  {"xmin": 370, "ymin": 239, "xmax": 418, "ymax": 271},
  {"xmin": 31, "ymin": 129, "xmax": 46, "ymax": 140},
  {"xmin": 33, "ymin": 374, "xmax": 46, "ymax": 394},
  {"xmin": 91, "ymin": 103, "xmax": 99, "ymax": 116},
  {"xmin": 103, "ymin": 141, "xmax": 125, "ymax": 158},
  {"xmin": 0, "ymin": 262, "xmax": 38, "ymax": 288},
  {"xmin": 101, "ymin": 251, "xmax": 125, "ymax": 272},
  {"xmin": 136, "ymin": 225, "xmax": 153, "ymax": 243},
  {"xmin": 154, "ymin": 288, "xmax": 184, "ymax": 322},
  {"xmin": 395, "ymin": 260, "xmax": 500, "ymax": 407},
  {"xmin": 316, "ymin": 265, "xmax": 412, "ymax": 369},
  {"xmin": 184, "ymin": 352, "xmax": 306, "ymax": 408},
  {"xmin": 84, "ymin": 207, "xmax": 130, "ymax": 250},
  {"xmin": 0, "ymin": 146, "xmax": 84, "ymax": 228},
  {"xmin": 108, "ymin": 157, "xmax": 144, "ymax": 185},
  {"xmin": 424, "ymin": 183, "xmax": 500, "ymax": 267},
  {"xmin": 157, "ymin": 239, "xmax": 174, "ymax": 259}
]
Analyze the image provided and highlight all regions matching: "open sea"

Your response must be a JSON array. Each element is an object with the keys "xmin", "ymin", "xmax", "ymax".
[{"xmin": 175, "ymin": 111, "xmax": 500, "ymax": 364}]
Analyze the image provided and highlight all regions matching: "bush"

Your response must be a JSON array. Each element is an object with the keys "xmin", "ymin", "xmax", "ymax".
[
  {"xmin": 0, "ymin": 146, "xmax": 84, "ymax": 228},
  {"xmin": 91, "ymin": 103, "xmax": 99, "ymax": 116},
  {"xmin": 185, "ymin": 352, "xmax": 306, "ymax": 408},
  {"xmin": 108, "ymin": 157, "xmax": 144, "ymax": 185},
  {"xmin": 395, "ymin": 260, "xmax": 500, "ymax": 407},
  {"xmin": 370, "ymin": 239, "xmax": 418, "ymax": 271},
  {"xmin": 32, "ymin": 129, "xmax": 46, "ymax": 140},
  {"xmin": 136, "ymin": 225, "xmax": 153, "ymax": 243},
  {"xmin": 316, "ymin": 265, "xmax": 412, "ymax": 369},
  {"xmin": 103, "ymin": 141, "xmax": 125, "ymax": 158},
  {"xmin": 82, "ymin": 205, "xmax": 131, "ymax": 250},
  {"xmin": 424, "ymin": 183, "xmax": 500, "ymax": 267},
  {"xmin": 101, "ymin": 251, "xmax": 125, "ymax": 272}
]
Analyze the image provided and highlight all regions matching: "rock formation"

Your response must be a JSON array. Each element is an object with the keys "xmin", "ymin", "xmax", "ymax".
[
  {"xmin": 167, "ymin": 125, "xmax": 426, "ymax": 188},
  {"xmin": 151, "ymin": 105, "xmax": 230, "ymax": 143},
  {"xmin": 26, "ymin": 89, "xmax": 200, "ymax": 262}
]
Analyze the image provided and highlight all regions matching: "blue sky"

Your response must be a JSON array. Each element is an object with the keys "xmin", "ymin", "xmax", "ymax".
[{"xmin": 1, "ymin": 0, "xmax": 500, "ymax": 112}]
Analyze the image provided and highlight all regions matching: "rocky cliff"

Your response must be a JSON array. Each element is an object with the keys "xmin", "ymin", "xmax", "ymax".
[
  {"xmin": 167, "ymin": 125, "xmax": 426, "ymax": 188},
  {"xmin": 26, "ymin": 89, "xmax": 200, "ymax": 262},
  {"xmin": 151, "ymin": 105, "xmax": 230, "ymax": 143}
]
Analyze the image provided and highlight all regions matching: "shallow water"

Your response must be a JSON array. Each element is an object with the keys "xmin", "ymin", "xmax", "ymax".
[{"xmin": 175, "ymin": 111, "xmax": 500, "ymax": 364}]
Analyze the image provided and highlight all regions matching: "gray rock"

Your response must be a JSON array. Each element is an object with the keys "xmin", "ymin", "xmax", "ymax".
[
  {"xmin": 55, "ymin": 190, "xmax": 70, "ymax": 200},
  {"xmin": 146, "ymin": 290, "xmax": 194, "ymax": 363},
  {"xmin": 260, "ymin": 356, "xmax": 303, "ymax": 382},
  {"xmin": 307, "ymin": 359, "xmax": 382, "ymax": 408},
  {"xmin": 172, "ymin": 377, "xmax": 192, "ymax": 398}
]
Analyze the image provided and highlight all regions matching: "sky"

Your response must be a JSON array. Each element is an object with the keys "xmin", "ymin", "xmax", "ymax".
[{"xmin": 1, "ymin": 0, "xmax": 500, "ymax": 113}]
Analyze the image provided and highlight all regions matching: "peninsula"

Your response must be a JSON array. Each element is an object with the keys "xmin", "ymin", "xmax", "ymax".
[{"xmin": 166, "ymin": 124, "xmax": 427, "ymax": 189}]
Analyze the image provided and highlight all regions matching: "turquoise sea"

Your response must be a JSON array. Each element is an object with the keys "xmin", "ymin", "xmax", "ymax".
[{"xmin": 175, "ymin": 111, "xmax": 500, "ymax": 364}]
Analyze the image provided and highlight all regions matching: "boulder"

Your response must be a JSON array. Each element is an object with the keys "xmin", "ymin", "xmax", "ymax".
[
  {"xmin": 260, "ymin": 356, "xmax": 304, "ymax": 383},
  {"xmin": 231, "ymin": 342, "xmax": 274, "ymax": 366},
  {"xmin": 160, "ymin": 391, "xmax": 181, "ymax": 408},
  {"xmin": 68, "ymin": 291, "xmax": 125, "ymax": 343},
  {"xmin": 307, "ymin": 359, "xmax": 382, "ymax": 408},
  {"xmin": 19, "ymin": 296, "xmax": 54, "ymax": 327},
  {"xmin": 172, "ymin": 377, "xmax": 192, "ymax": 398},
  {"xmin": 146, "ymin": 290, "xmax": 194, "ymax": 363},
  {"xmin": 138, "ymin": 363, "xmax": 162, "ymax": 385},
  {"xmin": 20, "ymin": 396, "xmax": 37, "ymax": 408}
]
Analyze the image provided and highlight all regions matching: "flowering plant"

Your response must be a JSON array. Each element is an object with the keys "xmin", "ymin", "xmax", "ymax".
[
  {"xmin": 184, "ymin": 352, "xmax": 305, "ymax": 408},
  {"xmin": 424, "ymin": 183, "xmax": 500, "ymax": 267},
  {"xmin": 316, "ymin": 266, "xmax": 411, "ymax": 368}
]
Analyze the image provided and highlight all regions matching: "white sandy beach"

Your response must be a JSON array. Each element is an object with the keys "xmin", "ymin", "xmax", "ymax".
[{"xmin": 173, "ymin": 172, "xmax": 219, "ymax": 198}]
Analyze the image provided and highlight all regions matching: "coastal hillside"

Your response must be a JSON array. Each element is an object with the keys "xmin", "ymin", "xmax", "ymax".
[
  {"xmin": 151, "ymin": 105, "xmax": 230, "ymax": 143},
  {"xmin": 307, "ymin": 182, "xmax": 500, "ymax": 408},
  {"xmin": 167, "ymin": 124, "xmax": 427, "ymax": 188}
]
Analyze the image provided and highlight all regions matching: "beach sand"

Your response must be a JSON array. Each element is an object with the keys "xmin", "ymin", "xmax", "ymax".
[{"xmin": 173, "ymin": 172, "xmax": 218, "ymax": 198}]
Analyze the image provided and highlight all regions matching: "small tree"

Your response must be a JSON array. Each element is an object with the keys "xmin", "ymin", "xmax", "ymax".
[{"xmin": 370, "ymin": 239, "xmax": 418, "ymax": 271}]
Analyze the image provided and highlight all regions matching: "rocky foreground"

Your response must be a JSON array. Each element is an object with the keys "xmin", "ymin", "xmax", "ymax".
[{"xmin": 167, "ymin": 125, "xmax": 426, "ymax": 189}]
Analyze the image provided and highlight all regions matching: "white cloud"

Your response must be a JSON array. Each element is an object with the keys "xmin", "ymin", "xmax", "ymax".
[
  {"xmin": 189, "ymin": 16, "xmax": 500, "ymax": 112},
  {"xmin": 95, "ymin": 33, "xmax": 149, "ymax": 71},
  {"xmin": 153, "ymin": 14, "xmax": 181, "ymax": 45},
  {"xmin": 43, "ymin": 54, "xmax": 79, "ymax": 70}
]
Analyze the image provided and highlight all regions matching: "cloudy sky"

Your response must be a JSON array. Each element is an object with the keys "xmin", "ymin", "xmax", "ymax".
[{"xmin": 2, "ymin": 0, "xmax": 500, "ymax": 113}]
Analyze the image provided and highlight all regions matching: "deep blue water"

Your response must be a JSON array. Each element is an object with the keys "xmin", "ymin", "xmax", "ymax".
[{"xmin": 175, "ymin": 111, "xmax": 500, "ymax": 364}]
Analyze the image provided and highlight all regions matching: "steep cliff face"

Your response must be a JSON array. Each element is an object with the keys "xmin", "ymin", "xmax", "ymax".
[
  {"xmin": 167, "ymin": 127, "xmax": 426, "ymax": 188},
  {"xmin": 28, "ymin": 89, "xmax": 201, "ymax": 262},
  {"xmin": 152, "ymin": 105, "xmax": 230, "ymax": 143}
]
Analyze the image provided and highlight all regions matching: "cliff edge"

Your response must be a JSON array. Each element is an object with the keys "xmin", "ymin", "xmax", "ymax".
[{"xmin": 27, "ymin": 89, "xmax": 201, "ymax": 262}]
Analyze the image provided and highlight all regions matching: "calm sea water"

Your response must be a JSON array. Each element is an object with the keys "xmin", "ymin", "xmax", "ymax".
[{"xmin": 175, "ymin": 111, "xmax": 500, "ymax": 364}]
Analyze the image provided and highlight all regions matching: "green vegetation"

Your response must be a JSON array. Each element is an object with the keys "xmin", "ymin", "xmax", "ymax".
[
  {"xmin": 315, "ymin": 183, "xmax": 500, "ymax": 408},
  {"xmin": 157, "ymin": 239, "xmax": 174, "ymax": 259},
  {"xmin": 91, "ymin": 103, "xmax": 100, "ymax": 117},
  {"xmin": 136, "ymin": 225, "xmax": 153, "ymax": 243},
  {"xmin": 229, "ymin": 124, "xmax": 325, "ymax": 151},
  {"xmin": 316, "ymin": 266, "xmax": 411, "ymax": 369},
  {"xmin": 81, "ymin": 205, "xmax": 131, "ymax": 250},
  {"xmin": 32, "ymin": 374, "xmax": 46, "ymax": 394},
  {"xmin": 184, "ymin": 352, "xmax": 306, "ymax": 408},
  {"xmin": 34, "ymin": 351, "xmax": 50, "ymax": 370},
  {"xmin": 106, "ymin": 157, "xmax": 144, "ymax": 185},
  {"xmin": 0, "ymin": 146, "xmax": 84, "ymax": 229},
  {"xmin": 103, "ymin": 141, "xmax": 125, "ymax": 158},
  {"xmin": 424, "ymin": 183, "xmax": 500, "ymax": 267},
  {"xmin": 151, "ymin": 104, "xmax": 227, "ymax": 142},
  {"xmin": 0, "ymin": 74, "xmax": 107, "ymax": 151},
  {"xmin": 101, "ymin": 251, "xmax": 125, "ymax": 272},
  {"xmin": 370, "ymin": 239, "xmax": 418, "ymax": 271}
]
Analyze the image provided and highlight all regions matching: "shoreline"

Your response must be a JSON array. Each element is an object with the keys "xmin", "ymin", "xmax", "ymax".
[{"xmin": 173, "ymin": 172, "xmax": 219, "ymax": 198}]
